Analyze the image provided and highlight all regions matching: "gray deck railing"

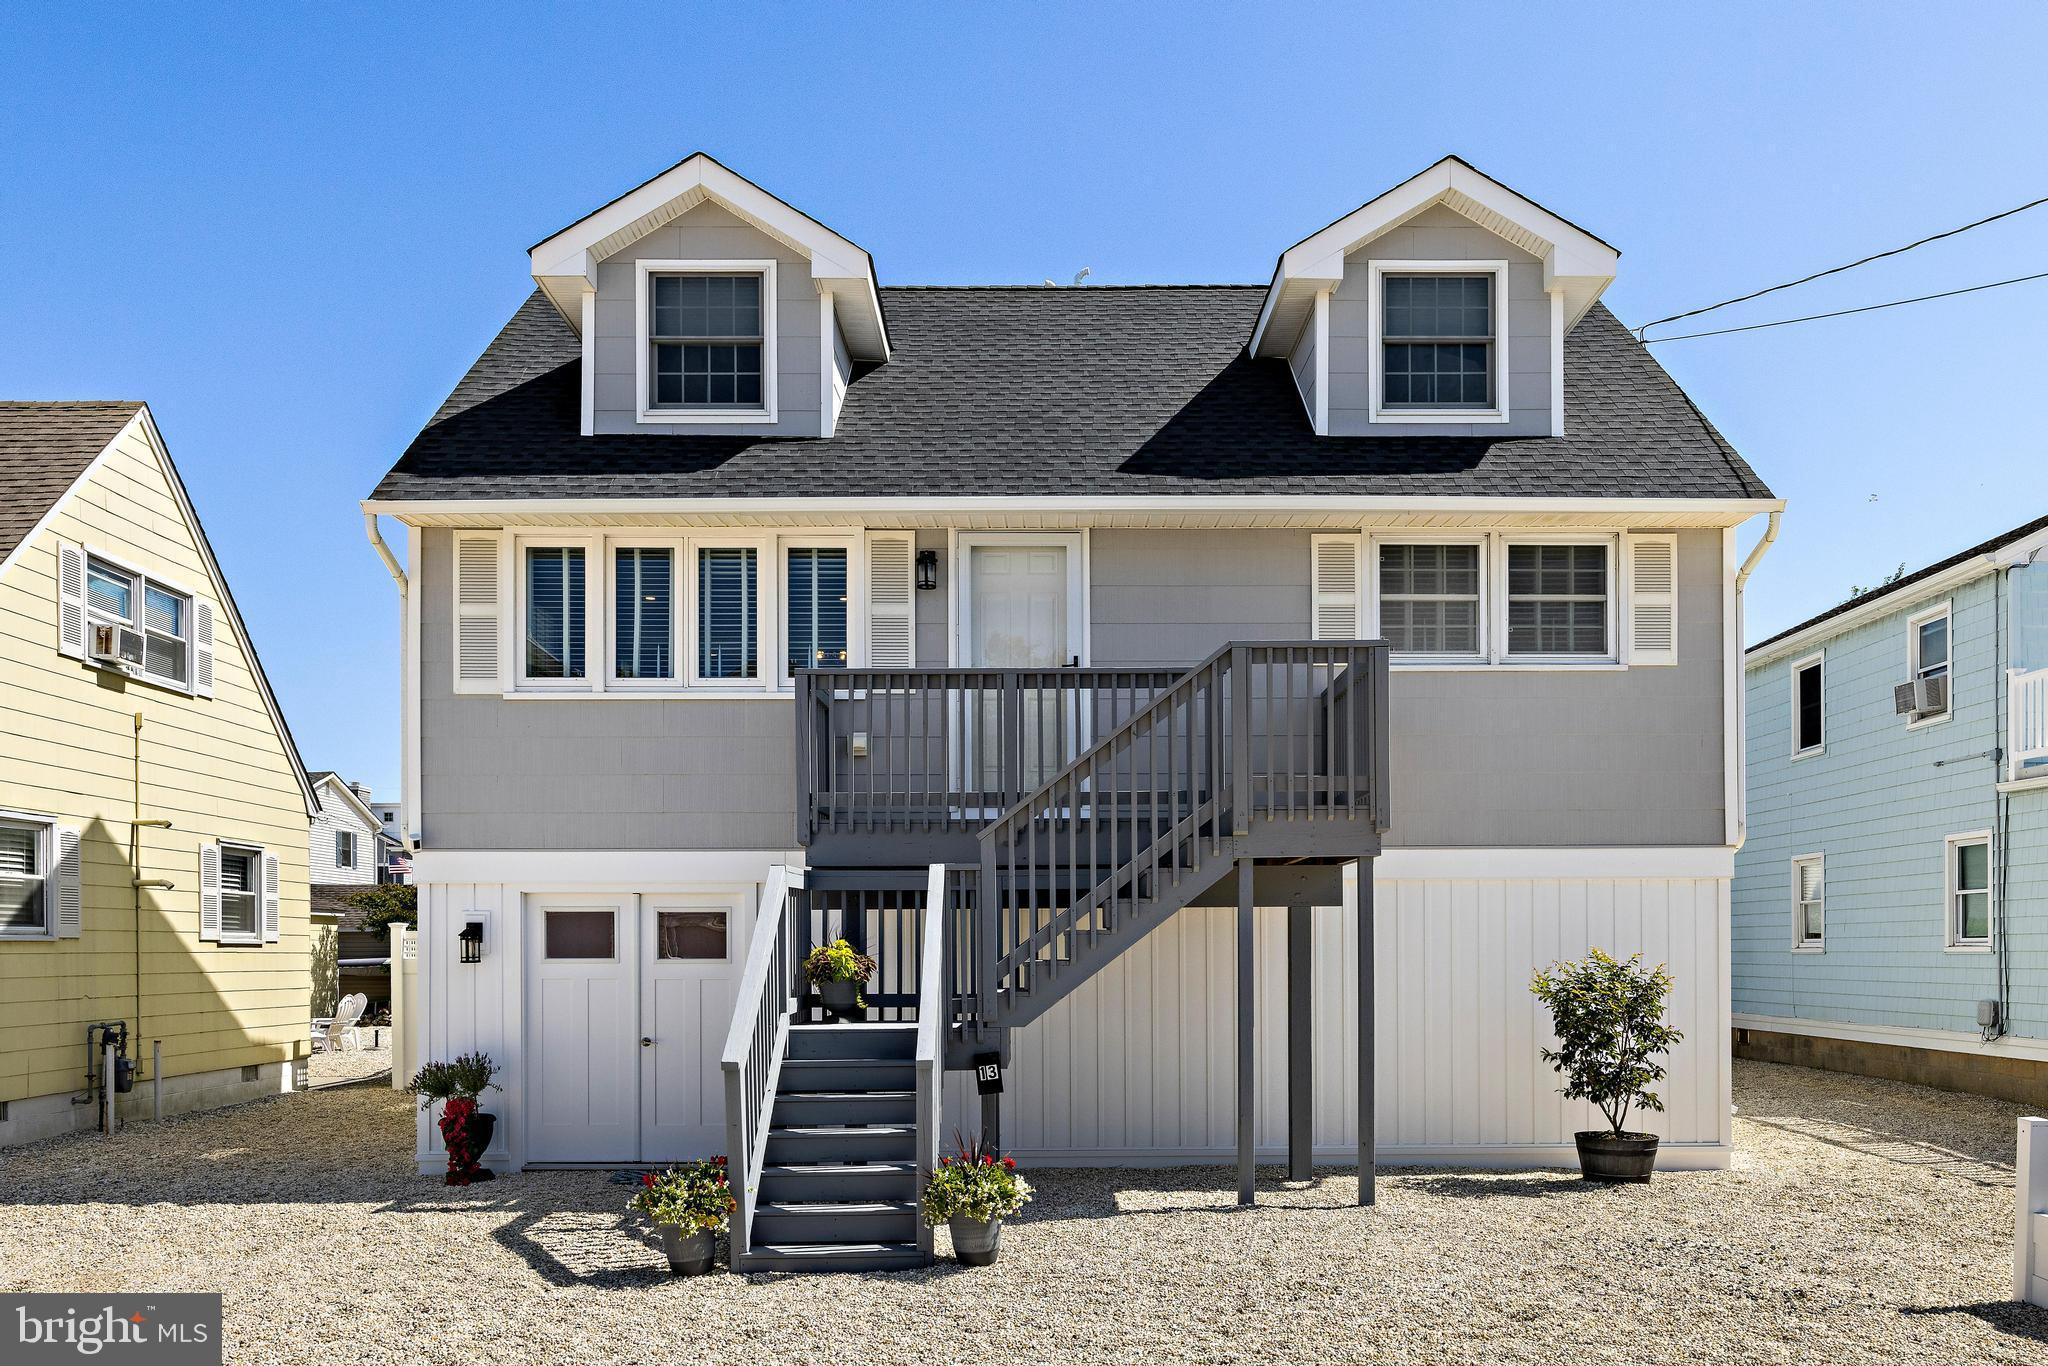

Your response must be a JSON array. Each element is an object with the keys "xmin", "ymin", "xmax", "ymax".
[
  {"xmin": 794, "ymin": 667, "xmax": 1182, "ymax": 846},
  {"xmin": 719, "ymin": 866, "xmax": 800, "ymax": 1267}
]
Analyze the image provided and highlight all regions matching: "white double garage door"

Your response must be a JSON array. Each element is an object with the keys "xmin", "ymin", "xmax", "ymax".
[{"xmin": 524, "ymin": 891, "xmax": 748, "ymax": 1164}]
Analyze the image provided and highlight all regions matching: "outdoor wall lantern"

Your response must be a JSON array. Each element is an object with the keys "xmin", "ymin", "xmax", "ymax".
[
  {"xmin": 459, "ymin": 920, "xmax": 485, "ymax": 964},
  {"xmin": 916, "ymin": 549, "xmax": 939, "ymax": 591}
]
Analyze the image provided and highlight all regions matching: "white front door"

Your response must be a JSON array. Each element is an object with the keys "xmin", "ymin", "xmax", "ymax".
[
  {"xmin": 963, "ymin": 540, "xmax": 1081, "ymax": 789},
  {"xmin": 526, "ymin": 894, "xmax": 639, "ymax": 1163},
  {"xmin": 639, "ymin": 892, "xmax": 748, "ymax": 1161}
]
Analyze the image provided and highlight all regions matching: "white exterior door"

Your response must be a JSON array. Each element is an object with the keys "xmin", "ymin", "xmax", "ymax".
[
  {"xmin": 963, "ymin": 540, "xmax": 1081, "ymax": 789},
  {"xmin": 526, "ymin": 894, "xmax": 639, "ymax": 1163},
  {"xmin": 638, "ymin": 892, "xmax": 748, "ymax": 1161}
]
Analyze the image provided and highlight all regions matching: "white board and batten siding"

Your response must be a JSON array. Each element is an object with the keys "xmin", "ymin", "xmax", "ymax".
[
  {"xmin": 943, "ymin": 860, "xmax": 1733, "ymax": 1168},
  {"xmin": 2019, "ymin": 1116, "xmax": 2048, "ymax": 1308}
]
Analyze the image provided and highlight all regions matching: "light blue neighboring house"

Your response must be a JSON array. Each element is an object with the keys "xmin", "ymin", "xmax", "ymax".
[{"xmin": 1735, "ymin": 514, "xmax": 2048, "ymax": 1103}]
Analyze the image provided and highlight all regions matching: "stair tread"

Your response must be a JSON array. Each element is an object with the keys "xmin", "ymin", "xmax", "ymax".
[
  {"xmin": 775, "ymin": 1090, "xmax": 915, "ymax": 1101},
  {"xmin": 782, "ymin": 1057, "xmax": 912, "ymax": 1066},
  {"xmin": 770, "ymin": 1123, "xmax": 914, "ymax": 1136},
  {"xmin": 750, "ymin": 1241, "xmax": 923, "ymax": 1256},
  {"xmin": 789, "ymin": 1022, "xmax": 915, "ymax": 1031},
  {"xmin": 758, "ymin": 1200, "xmax": 916, "ymax": 1215},
  {"xmin": 761, "ymin": 1161, "xmax": 915, "ymax": 1174}
]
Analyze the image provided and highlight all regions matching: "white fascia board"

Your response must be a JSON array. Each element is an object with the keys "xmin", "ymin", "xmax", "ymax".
[
  {"xmin": 313, "ymin": 772, "xmax": 383, "ymax": 829},
  {"xmin": 365, "ymin": 493, "xmax": 1779, "ymax": 522},
  {"xmin": 413, "ymin": 847, "xmax": 799, "ymax": 886},
  {"xmin": 1745, "ymin": 553, "xmax": 2002, "ymax": 670}
]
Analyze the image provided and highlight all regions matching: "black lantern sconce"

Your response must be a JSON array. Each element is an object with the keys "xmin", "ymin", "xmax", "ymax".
[
  {"xmin": 459, "ymin": 920, "xmax": 485, "ymax": 965},
  {"xmin": 916, "ymin": 549, "xmax": 939, "ymax": 591}
]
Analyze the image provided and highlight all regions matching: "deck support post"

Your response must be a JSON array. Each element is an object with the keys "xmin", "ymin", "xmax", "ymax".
[
  {"xmin": 1287, "ymin": 900, "xmax": 1313, "ymax": 1181},
  {"xmin": 981, "ymin": 1090, "xmax": 1001, "ymax": 1156},
  {"xmin": 1358, "ymin": 857, "xmax": 1375, "ymax": 1206},
  {"xmin": 1237, "ymin": 858, "xmax": 1256, "ymax": 1207}
]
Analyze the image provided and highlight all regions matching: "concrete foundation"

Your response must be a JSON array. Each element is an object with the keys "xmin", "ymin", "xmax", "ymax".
[
  {"xmin": 1734, "ymin": 1027, "xmax": 2048, "ymax": 1110},
  {"xmin": 0, "ymin": 1059, "xmax": 303, "ymax": 1149}
]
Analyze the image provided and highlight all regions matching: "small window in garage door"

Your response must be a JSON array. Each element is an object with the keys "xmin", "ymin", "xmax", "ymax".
[
  {"xmin": 656, "ymin": 909, "xmax": 727, "ymax": 960},
  {"xmin": 544, "ymin": 909, "xmax": 616, "ymax": 959}
]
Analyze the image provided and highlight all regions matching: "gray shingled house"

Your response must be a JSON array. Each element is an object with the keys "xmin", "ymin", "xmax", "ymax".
[{"xmin": 363, "ymin": 153, "xmax": 1779, "ymax": 1270}]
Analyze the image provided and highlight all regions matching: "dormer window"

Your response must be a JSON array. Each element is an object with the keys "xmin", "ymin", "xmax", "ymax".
[
  {"xmin": 634, "ymin": 259, "xmax": 779, "ymax": 423},
  {"xmin": 1367, "ymin": 261, "xmax": 1510, "ymax": 423}
]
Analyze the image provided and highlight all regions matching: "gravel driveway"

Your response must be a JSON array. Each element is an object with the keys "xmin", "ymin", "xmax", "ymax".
[{"xmin": 3, "ymin": 1059, "xmax": 2044, "ymax": 1364}]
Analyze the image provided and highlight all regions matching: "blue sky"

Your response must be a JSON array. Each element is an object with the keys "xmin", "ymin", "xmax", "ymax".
[{"xmin": 4, "ymin": 2, "xmax": 2044, "ymax": 795}]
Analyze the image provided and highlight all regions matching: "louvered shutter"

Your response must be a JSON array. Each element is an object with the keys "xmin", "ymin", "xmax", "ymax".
[
  {"xmin": 865, "ymin": 533, "xmax": 915, "ymax": 668},
  {"xmin": 192, "ymin": 600, "xmax": 216, "ymax": 696},
  {"xmin": 453, "ymin": 532, "xmax": 504, "ymax": 693},
  {"xmin": 54, "ymin": 826, "xmax": 82, "ymax": 939},
  {"xmin": 1625, "ymin": 533, "xmax": 1679, "ymax": 667},
  {"xmin": 261, "ymin": 851, "xmax": 281, "ymax": 943},
  {"xmin": 198, "ymin": 842, "xmax": 221, "ymax": 943},
  {"xmin": 57, "ymin": 542, "xmax": 86, "ymax": 658},
  {"xmin": 1311, "ymin": 535, "xmax": 1363, "ymax": 641}
]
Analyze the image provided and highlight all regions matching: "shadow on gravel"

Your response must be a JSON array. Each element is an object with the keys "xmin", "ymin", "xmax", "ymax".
[
  {"xmin": 1394, "ymin": 1172, "xmax": 1617, "ymax": 1201},
  {"xmin": 1900, "ymin": 1301, "xmax": 2048, "ymax": 1344}
]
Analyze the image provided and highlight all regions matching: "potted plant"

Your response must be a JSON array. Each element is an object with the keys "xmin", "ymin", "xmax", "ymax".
[
  {"xmin": 802, "ymin": 938, "xmax": 878, "ymax": 1018},
  {"xmin": 919, "ymin": 1132, "xmax": 1033, "ymax": 1266},
  {"xmin": 1530, "ymin": 949, "xmax": 1685, "ymax": 1183},
  {"xmin": 407, "ymin": 1052, "xmax": 501, "ymax": 1186},
  {"xmin": 629, "ymin": 1158, "xmax": 735, "ymax": 1275}
]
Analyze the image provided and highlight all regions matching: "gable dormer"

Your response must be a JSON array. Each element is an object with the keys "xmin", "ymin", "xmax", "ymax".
[
  {"xmin": 1250, "ymin": 157, "xmax": 1618, "ymax": 439},
  {"xmin": 528, "ymin": 153, "xmax": 889, "ymax": 439}
]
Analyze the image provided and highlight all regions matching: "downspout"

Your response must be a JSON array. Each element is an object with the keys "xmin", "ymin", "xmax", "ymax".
[
  {"xmin": 362, "ymin": 513, "xmax": 414, "ymax": 855},
  {"xmin": 130, "ymin": 714, "xmax": 173, "ymax": 1083},
  {"xmin": 1730, "ymin": 510, "xmax": 1783, "ymax": 852}
]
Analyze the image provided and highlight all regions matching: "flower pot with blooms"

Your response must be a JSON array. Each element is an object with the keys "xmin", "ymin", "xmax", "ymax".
[
  {"xmin": 406, "ymin": 1053, "xmax": 501, "ymax": 1186},
  {"xmin": 919, "ymin": 1132, "xmax": 1033, "ymax": 1266},
  {"xmin": 802, "ymin": 938, "xmax": 878, "ymax": 1019},
  {"xmin": 1530, "ymin": 949, "xmax": 1685, "ymax": 1183},
  {"xmin": 629, "ymin": 1157, "xmax": 736, "ymax": 1274}
]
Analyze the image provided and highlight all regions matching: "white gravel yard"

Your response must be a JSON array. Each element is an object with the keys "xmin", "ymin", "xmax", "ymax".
[
  {"xmin": 3, "ymin": 1059, "xmax": 2045, "ymax": 1364},
  {"xmin": 306, "ymin": 1041, "xmax": 392, "ymax": 1088}
]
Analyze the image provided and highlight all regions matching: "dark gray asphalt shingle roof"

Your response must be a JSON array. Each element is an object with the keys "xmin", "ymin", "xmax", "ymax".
[
  {"xmin": 0, "ymin": 402, "xmax": 144, "ymax": 561},
  {"xmin": 370, "ymin": 288, "xmax": 1770, "ymax": 503}
]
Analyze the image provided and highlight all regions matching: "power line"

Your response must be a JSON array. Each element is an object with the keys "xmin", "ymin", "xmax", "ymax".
[
  {"xmin": 1642, "ymin": 269, "xmax": 2048, "ymax": 343},
  {"xmin": 1636, "ymin": 193, "xmax": 2048, "ymax": 340}
]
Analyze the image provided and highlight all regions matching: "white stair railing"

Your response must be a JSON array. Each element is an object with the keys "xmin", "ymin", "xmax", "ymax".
[
  {"xmin": 914, "ymin": 862, "xmax": 949, "ymax": 1259},
  {"xmin": 720, "ymin": 865, "xmax": 799, "ymax": 1269},
  {"xmin": 2011, "ymin": 668, "xmax": 2048, "ymax": 780}
]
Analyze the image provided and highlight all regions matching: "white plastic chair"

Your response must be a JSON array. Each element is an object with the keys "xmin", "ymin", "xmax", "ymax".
[{"xmin": 329, "ymin": 994, "xmax": 367, "ymax": 1053}]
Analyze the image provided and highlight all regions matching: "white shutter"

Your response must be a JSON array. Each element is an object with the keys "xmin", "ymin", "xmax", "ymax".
[
  {"xmin": 865, "ymin": 533, "xmax": 915, "ymax": 668},
  {"xmin": 261, "ymin": 851, "xmax": 281, "ymax": 943},
  {"xmin": 453, "ymin": 532, "xmax": 504, "ymax": 694},
  {"xmin": 1625, "ymin": 533, "xmax": 1679, "ymax": 666},
  {"xmin": 57, "ymin": 542, "xmax": 86, "ymax": 659},
  {"xmin": 198, "ymin": 842, "xmax": 221, "ymax": 943},
  {"xmin": 1311, "ymin": 535, "xmax": 1363, "ymax": 641},
  {"xmin": 193, "ymin": 600, "xmax": 215, "ymax": 696},
  {"xmin": 54, "ymin": 826, "xmax": 82, "ymax": 939}
]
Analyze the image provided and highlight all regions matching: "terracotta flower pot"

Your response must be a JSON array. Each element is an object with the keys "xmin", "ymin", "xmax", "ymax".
[
  {"xmin": 1575, "ymin": 1130, "xmax": 1659, "ymax": 1183},
  {"xmin": 949, "ymin": 1216, "xmax": 1002, "ymax": 1266},
  {"xmin": 658, "ymin": 1224, "xmax": 716, "ymax": 1275}
]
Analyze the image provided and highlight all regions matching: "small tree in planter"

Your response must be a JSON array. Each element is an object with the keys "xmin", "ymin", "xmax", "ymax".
[
  {"xmin": 408, "ymin": 1052, "xmax": 501, "ymax": 1186},
  {"xmin": 920, "ymin": 1132, "xmax": 1033, "ymax": 1266},
  {"xmin": 803, "ymin": 938, "xmax": 878, "ymax": 1018},
  {"xmin": 629, "ymin": 1158, "xmax": 736, "ymax": 1275},
  {"xmin": 1530, "ymin": 950, "xmax": 1684, "ymax": 1183}
]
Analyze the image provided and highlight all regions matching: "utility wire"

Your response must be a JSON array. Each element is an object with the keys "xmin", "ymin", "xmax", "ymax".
[
  {"xmin": 1641, "ymin": 269, "xmax": 2048, "ymax": 343},
  {"xmin": 1636, "ymin": 193, "xmax": 2048, "ymax": 339}
]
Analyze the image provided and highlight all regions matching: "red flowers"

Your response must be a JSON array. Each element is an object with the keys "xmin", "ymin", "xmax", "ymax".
[
  {"xmin": 712, "ymin": 1155, "xmax": 727, "ymax": 1166},
  {"xmin": 1002, "ymin": 1157, "xmax": 1016, "ymax": 1170},
  {"xmin": 641, "ymin": 1172, "xmax": 656, "ymax": 1187},
  {"xmin": 982, "ymin": 1154, "xmax": 995, "ymax": 1166}
]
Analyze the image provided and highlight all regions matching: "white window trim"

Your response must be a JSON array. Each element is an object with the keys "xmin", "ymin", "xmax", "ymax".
[
  {"xmin": 685, "ymin": 534, "xmax": 774, "ymax": 690},
  {"xmin": 513, "ymin": 534, "xmax": 602, "ymax": 692},
  {"xmin": 1943, "ymin": 830, "xmax": 1993, "ymax": 952},
  {"xmin": 0, "ymin": 811, "xmax": 54, "ymax": 941},
  {"xmin": 217, "ymin": 842, "xmax": 264, "ymax": 947},
  {"xmin": 603, "ymin": 535, "xmax": 687, "ymax": 691},
  {"xmin": 778, "ymin": 534, "xmax": 864, "ymax": 685},
  {"xmin": 633, "ymin": 258, "xmax": 780, "ymax": 425},
  {"xmin": 1906, "ymin": 599, "xmax": 1953, "ymax": 730},
  {"xmin": 334, "ymin": 830, "xmax": 356, "ymax": 869},
  {"xmin": 1366, "ymin": 259, "xmax": 1511, "ymax": 425},
  {"xmin": 81, "ymin": 548, "xmax": 198, "ymax": 694},
  {"xmin": 1496, "ymin": 533, "xmax": 1620, "ymax": 665},
  {"xmin": 1366, "ymin": 531, "xmax": 1490, "ymax": 664},
  {"xmin": 1790, "ymin": 651, "xmax": 1825, "ymax": 759},
  {"xmin": 1790, "ymin": 852, "xmax": 1825, "ymax": 953}
]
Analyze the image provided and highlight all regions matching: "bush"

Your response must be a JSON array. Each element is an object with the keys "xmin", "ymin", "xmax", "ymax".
[
  {"xmin": 630, "ymin": 1158, "xmax": 736, "ymax": 1232},
  {"xmin": 920, "ymin": 1132, "xmax": 1033, "ymax": 1226},
  {"xmin": 343, "ymin": 884, "xmax": 417, "ymax": 935},
  {"xmin": 1530, "ymin": 949, "xmax": 1684, "ymax": 1137},
  {"xmin": 405, "ymin": 1052, "xmax": 500, "ymax": 1110}
]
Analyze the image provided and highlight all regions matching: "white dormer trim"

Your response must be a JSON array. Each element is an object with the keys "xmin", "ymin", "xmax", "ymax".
[
  {"xmin": 529, "ymin": 152, "xmax": 889, "ymax": 363},
  {"xmin": 1248, "ymin": 156, "xmax": 1619, "ymax": 359}
]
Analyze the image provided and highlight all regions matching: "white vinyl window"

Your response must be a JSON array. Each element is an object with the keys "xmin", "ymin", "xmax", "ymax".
[
  {"xmin": 1906, "ymin": 602, "xmax": 1951, "ymax": 723},
  {"xmin": 1791, "ymin": 653, "xmax": 1825, "ymax": 758},
  {"xmin": 691, "ymin": 541, "xmax": 763, "ymax": 685},
  {"xmin": 1791, "ymin": 854, "xmax": 1825, "ymax": 951},
  {"xmin": 1946, "ymin": 833, "xmax": 1991, "ymax": 949},
  {"xmin": 1370, "ymin": 261, "xmax": 1510, "ymax": 423},
  {"xmin": 635, "ymin": 260, "xmax": 779, "ymax": 424},
  {"xmin": 1376, "ymin": 541, "xmax": 1485, "ymax": 658},
  {"xmin": 0, "ymin": 817, "xmax": 49, "ymax": 937},
  {"xmin": 85, "ymin": 554, "xmax": 192, "ymax": 689},
  {"xmin": 1503, "ymin": 540, "xmax": 1614, "ymax": 660},
  {"xmin": 516, "ymin": 537, "xmax": 599, "ymax": 689},
  {"xmin": 783, "ymin": 543, "xmax": 852, "ymax": 679},
  {"xmin": 218, "ymin": 845, "xmax": 261, "ymax": 945},
  {"xmin": 334, "ymin": 830, "xmax": 356, "ymax": 869},
  {"xmin": 613, "ymin": 545, "xmax": 677, "ymax": 682}
]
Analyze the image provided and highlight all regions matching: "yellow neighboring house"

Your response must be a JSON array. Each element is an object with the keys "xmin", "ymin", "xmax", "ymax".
[{"xmin": 0, "ymin": 402, "xmax": 316, "ymax": 1147}]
